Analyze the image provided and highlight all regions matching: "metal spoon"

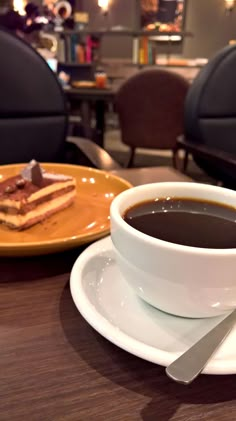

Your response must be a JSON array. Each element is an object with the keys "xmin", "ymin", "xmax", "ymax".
[{"xmin": 166, "ymin": 309, "xmax": 236, "ymax": 385}]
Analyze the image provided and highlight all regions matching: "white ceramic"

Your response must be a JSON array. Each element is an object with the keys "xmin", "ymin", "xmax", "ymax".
[
  {"xmin": 70, "ymin": 236, "xmax": 236, "ymax": 375},
  {"xmin": 110, "ymin": 182, "xmax": 236, "ymax": 318}
]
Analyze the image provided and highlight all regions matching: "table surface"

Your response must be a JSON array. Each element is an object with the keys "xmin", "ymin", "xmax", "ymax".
[
  {"xmin": 1, "ymin": 167, "xmax": 235, "ymax": 421},
  {"xmin": 64, "ymin": 86, "xmax": 115, "ymax": 101},
  {"xmin": 111, "ymin": 166, "xmax": 192, "ymax": 186}
]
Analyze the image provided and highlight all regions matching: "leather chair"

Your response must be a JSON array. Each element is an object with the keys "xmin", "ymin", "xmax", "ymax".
[
  {"xmin": 0, "ymin": 28, "xmax": 120, "ymax": 171},
  {"xmin": 115, "ymin": 68, "xmax": 189, "ymax": 167},
  {"xmin": 177, "ymin": 44, "xmax": 236, "ymax": 188}
]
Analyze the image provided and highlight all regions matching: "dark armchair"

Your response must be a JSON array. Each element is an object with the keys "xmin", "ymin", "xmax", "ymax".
[
  {"xmin": 0, "ymin": 28, "xmax": 120, "ymax": 171},
  {"xmin": 176, "ymin": 44, "xmax": 236, "ymax": 188}
]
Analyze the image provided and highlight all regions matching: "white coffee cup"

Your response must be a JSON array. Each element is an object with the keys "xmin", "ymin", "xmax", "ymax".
[{"xmin": 110, "ymin": 182, "xmax": 236, "ymax": 318}]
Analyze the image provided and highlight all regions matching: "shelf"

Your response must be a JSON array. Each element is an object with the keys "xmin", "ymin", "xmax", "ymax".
[
  {"xmin": 60, "ymin": 61, "xmax": 204, "ymax": 69},
  {"xmin": 45, "ymin": 28, "xmax": 193, "ymax": 38},
  {"xmin": 100, "ymin": 61, "xmax": 205, "ymax": 69},
  {"xmin": 130, "ymin": 63, "xmax": 204, "ymax": 69}
]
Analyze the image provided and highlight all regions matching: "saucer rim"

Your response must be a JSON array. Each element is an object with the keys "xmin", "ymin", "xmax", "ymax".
[{"xmin": 70, "ymin": 236, "xmax": 236, "ymax": 375}]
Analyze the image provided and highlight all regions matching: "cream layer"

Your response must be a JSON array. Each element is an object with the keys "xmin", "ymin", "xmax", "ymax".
[
  {"xmin": 0, "ymin": 179, "xmax": 76, "ymax": 209},
  {"xmin": 0, "ymin": 190, "xmax": 76, "ymax": 228}
]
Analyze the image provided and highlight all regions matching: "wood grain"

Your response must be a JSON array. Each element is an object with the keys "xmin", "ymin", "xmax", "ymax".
[{"xmin": 1, "ymin": 168, "xmax": 235, "ymax": 421}]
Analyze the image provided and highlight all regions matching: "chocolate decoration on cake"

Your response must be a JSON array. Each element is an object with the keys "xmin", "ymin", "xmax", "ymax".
[
  {"xmin": 21, "ymin": 160, "xmax": 43, "ymax": 187},
  {"xmin": 16, "ymin": 178, "xmax": 26, "ymax": 189},
  {"xmin": 5, "ymin": 185, "xmax": 16, "ymax": 194}
]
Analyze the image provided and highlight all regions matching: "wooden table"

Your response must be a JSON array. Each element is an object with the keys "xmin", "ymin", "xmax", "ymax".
[
  {"xmin": 111, "ymin": 166, "xmax": 192, "ymax": 186},
  {"xmin": 1, "ymin": 167, "xmax": 235, "ymax": 421},
  {"xmin": 64, "ymin": 86, "xmax": 115, "ymax": 148}
]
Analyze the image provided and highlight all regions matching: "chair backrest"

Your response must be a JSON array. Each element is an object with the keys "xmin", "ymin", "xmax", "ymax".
[
  {"xmin": 115, "ymin": 68, "xmax": 189, "ymax": 150},
  {"xmin": 185, "ymin": 44, "xmax": 236, "ymax": 154},
  {"xmin": 0, "ymin": 29, "xmax": 67, "ymax": 165},
  {"xmin": 184, "ymin": 44, "xmax": 236, "ymax": 184}
]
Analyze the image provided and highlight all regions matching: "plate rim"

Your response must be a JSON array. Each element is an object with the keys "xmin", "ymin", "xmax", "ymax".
[
  {"xmin": 0, "ymin": 163, "xmax": 132, "ymax": 252},
  {"xmin": 70, "ymin": 236, "xmax": 236, "ymax": 375}
]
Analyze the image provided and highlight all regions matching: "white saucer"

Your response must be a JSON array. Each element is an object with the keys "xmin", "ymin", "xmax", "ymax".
[{"xmin": 70, "ymin": 236, "xmax": 236, "ymax": 375}]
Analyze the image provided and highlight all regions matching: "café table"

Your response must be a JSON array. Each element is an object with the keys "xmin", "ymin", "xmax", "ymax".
[
  {"xmin": 111, "ymin": 166, "xmax": 192, "ymax": 185},
  {"xmin": 1, "ymin": 167, "xmax": 235, "ymax": 421},
  {"xmin": 64, "ymin": 86, "xmax": 115, "ymax": 148}
]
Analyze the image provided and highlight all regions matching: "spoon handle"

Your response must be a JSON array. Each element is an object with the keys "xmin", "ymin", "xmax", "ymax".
[{"xmin": 166, "ymin": 309, "xmax": 236, "ymax": 385}]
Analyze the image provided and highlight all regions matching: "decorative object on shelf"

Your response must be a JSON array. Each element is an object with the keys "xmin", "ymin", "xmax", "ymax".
[
  {"xmin": 53, "ymin": 1, "xmax": 72, "ymax": 31},
  {"xmin": 224, "ymin": 0, "xmax": 235, "ymax": 12},
  {"xmin": 74, "ymin": 12, "xmax": 89, "ymax": 30},
  {"xmin": 54, "ymin": 1, "xmax": 72, "ymax": 19},
  {"xmin": 39, "ymin": 32, "xmax": 58, "ymax": 54},
  {"xmin": 43, "ymin": 0, "xmax": 57, "ymax": 8},
  {"xmin": 140, "ymin": 0, "xmax": 186, "ymax": 41},
  {"xmin": 98, "ymin": 0, "xmax": 110, "ymax": 15}
]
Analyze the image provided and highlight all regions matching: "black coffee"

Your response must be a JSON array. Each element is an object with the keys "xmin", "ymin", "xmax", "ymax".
[{"xmin": 123, "ymin": 197, "xmax": 236, "ymax": 249}]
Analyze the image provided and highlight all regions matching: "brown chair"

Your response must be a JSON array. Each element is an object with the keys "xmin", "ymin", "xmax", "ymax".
[{"xmin": 115, "ymin": 68, "xmax": 189, "ymax": 167}]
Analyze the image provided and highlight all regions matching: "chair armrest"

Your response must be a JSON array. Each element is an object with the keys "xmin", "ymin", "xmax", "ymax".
[
  {"xmin": 177, "ymin": 135, "xmax": 236, "ymax": 168},
  {"xmin": 66, "ymin": 136, "xmax": 121, "ymax": 171}
]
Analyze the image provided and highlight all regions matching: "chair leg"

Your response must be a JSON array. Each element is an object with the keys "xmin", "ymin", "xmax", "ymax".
[
  {"xmin": 172, "ymin": 148, "xmax": 179, "ymax": 169},
  {"xmin": 182, "ymin": 151, "xmax": 189, "ymax": 173},
  {"xmin": 127, "ymin": 148, "xmax": 135, "ymax": 168}
]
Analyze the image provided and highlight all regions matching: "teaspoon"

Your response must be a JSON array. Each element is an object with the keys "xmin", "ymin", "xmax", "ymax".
[{"xmin": 166, "ymin": 309, "xmax": 236, "ymax": 385}]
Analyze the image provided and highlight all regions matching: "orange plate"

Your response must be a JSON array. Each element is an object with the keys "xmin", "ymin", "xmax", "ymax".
[{"xmin": 0, "ymin": 163, "xmax": 132, "ymax": 256}]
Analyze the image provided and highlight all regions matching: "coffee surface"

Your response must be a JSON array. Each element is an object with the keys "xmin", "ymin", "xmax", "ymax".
[{"xmin": 123, "ymin": 197, "xmax": 236, "ymax": 249}]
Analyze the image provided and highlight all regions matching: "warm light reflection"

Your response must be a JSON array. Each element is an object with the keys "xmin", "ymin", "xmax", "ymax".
[
  {"xmin": 225, "ymin": 0, "xmax": 235, "ymax": 11},
  {"xmin": 98, "ymin": 0, "xmax": 110, "ymax": 11},
  {"xmin": 82, "ymin": 177, "xmax": 87, "ymax": 183},
  {"xmin": 13, "ymin": 0, "xmax": 26, "ymax": 15},
  {"xmin": 90, "ymin": 178, "xmax": 95, "ymax": 184},
  {"xmin": 211, "ymin": 302, "xmax": 221, "ymax": 308},
  {"xmin": 87, "ymin": 222, "xmax": 96, "ymax": 229}
]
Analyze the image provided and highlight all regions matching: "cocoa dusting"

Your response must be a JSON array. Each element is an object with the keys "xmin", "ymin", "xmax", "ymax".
[{"xmin": 5, "ymin": 185, "xmax": 16, "ymax": 194}]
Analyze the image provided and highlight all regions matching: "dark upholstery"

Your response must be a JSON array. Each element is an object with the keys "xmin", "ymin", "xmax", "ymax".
[
  {"xmin": 0, "ymin": 29, "xmax": 120, "ymax": 171},
  {"xmin": 183, "ymin": 45, "xmax": 236, "ymax": 185},
  {"xmin": 0, "ymin": 29, "xmax": 67, "ymax": 164},
  {"xmin": 115, "ymin": 69, "xmax": 189, "ymax": 166}
]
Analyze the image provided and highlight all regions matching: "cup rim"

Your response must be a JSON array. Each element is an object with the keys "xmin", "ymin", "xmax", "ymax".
[{"xmin": 110, "ymin": 182, "xmax": 236, "ymax": 256}]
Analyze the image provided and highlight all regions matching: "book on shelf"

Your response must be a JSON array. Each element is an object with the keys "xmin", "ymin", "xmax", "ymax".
[
  {"xmin": 75, "ymin": 44, "xmax": 86, "ymax": 63},
  {"xmin": 133, "ymin": 37, "xmax": 156, "ymax": 65},
  {"xmin": 60, "ymin": 34, "xmax": 101, "ymax": 64},
  {"xmin": 132, "ymin": 37, "xmax": 139, "ymax": 64}
]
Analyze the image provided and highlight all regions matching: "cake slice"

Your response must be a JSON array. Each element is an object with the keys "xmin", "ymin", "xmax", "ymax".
[{"xmin": 0, "ymin": 160, "xmax": 76, "ymax": 230}]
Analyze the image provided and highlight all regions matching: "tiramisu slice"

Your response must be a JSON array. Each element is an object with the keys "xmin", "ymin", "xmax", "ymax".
[{"xmin": 0, "ymin": 160, "xmax": 76, "ymax": 230}]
